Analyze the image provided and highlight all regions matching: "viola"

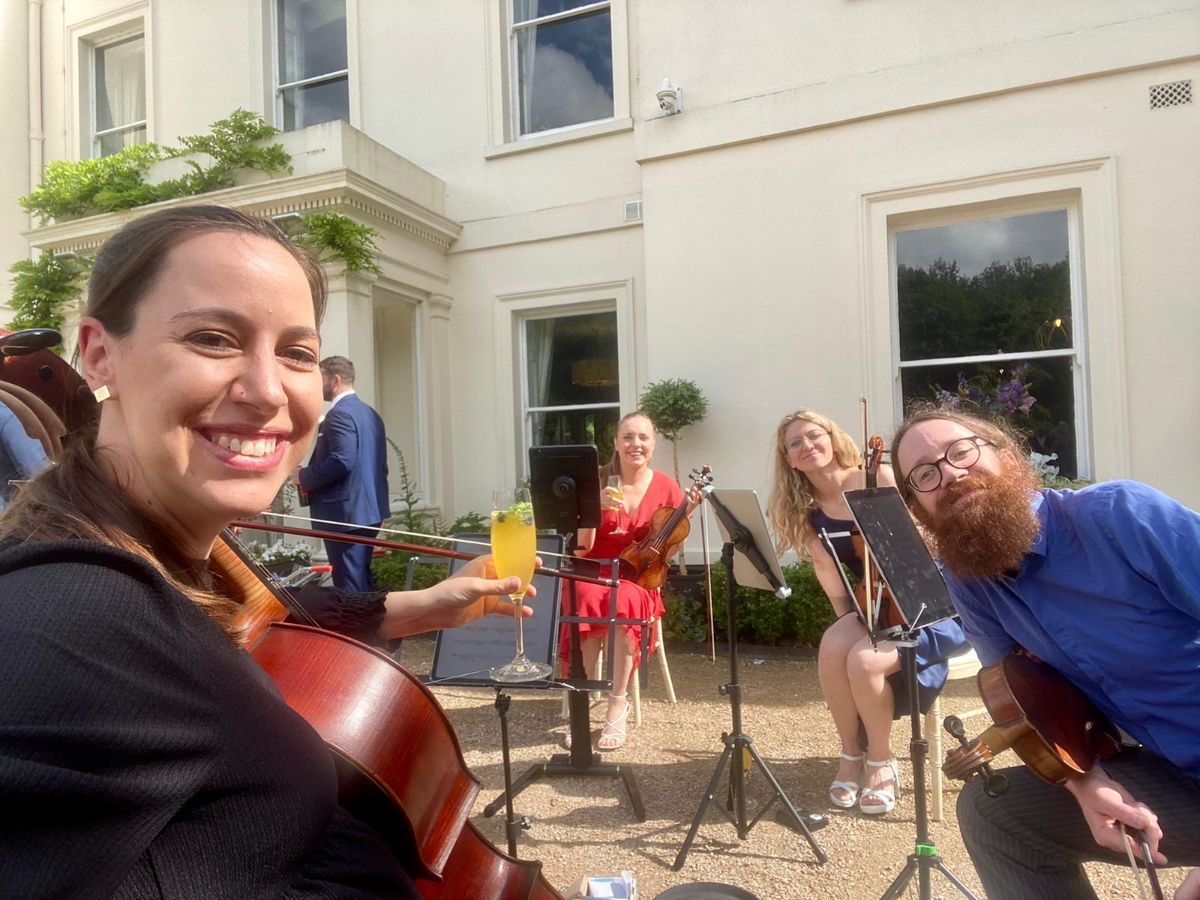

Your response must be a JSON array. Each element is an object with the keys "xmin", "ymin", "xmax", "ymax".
[
  {"xmin": 616, "ymin": 465, "xmax": 713, "ymax": 590},
  {"xmin": 942, "ymin": 651, "xmax": 1121, "ymax": 787},
  {"xmin": 851, "ymin": 431, "xmax": 906, "ymax": 633},
  {"xmin": 943, "ymin": 653, "xmax": 1163, "ymax": 900}
]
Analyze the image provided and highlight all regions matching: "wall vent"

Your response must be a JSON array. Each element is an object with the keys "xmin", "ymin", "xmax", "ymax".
[
  {"xmin": 1149, "ymin": 80, "xmax": 1192, "ymax": 109},
  {"xmin": 624, "ymin": 199, "xmax": 643, "ymax": 222}
]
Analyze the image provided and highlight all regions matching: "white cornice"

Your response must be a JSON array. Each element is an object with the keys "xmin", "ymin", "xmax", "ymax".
[{"xmin": 24, "ymin": 168, "xmax": 463, "ymax": 256}]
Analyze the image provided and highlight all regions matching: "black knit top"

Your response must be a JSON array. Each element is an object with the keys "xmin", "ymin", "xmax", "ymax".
[{"xmin": 0, "ymin": 539, "xmax": 417, "ymax": 899}]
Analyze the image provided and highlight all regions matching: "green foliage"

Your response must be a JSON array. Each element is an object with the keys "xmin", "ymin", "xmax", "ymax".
[
  {"xmin": 660, "ymin": 560, "xmax": 836, "ymax": 647},
  {"xmin": 11, "ymin": 111, "xmax": 379, "ymax": 323},
  {"xmin": 19, "ymin": 110, "xmax": 290, "ymax": 224},
  {"xmin": 638, "ymin": 378, "xmax": 709, "ymax": 441},
  {"xmin": 7, "ymin": 250, "xmax": 90, "ymax": 331},
  {"xmin": 21, "ymin": 143, "xmax": 169, "ymax": 224},
  {"xmin": 297, "ymin": 213, "xmax": 383, "ymax": 276}
]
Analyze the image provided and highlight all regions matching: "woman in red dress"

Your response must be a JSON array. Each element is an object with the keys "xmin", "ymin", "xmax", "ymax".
[{"xmin": 562, "ymin": 411, "xmax": 692, "ymax": 751}]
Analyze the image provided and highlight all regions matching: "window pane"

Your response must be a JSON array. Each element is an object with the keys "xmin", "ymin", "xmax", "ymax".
[
  {"xmin": 278, "ymin": 0, "xmax": 347, "ymax": 84},
  {"xmin": 901, "ymin": 356, "xmax": 1078, "ymax": 478},
  {"xmin": 514, "ymin": 0, "xmax": 601, "ymax": 24},
  {"xmin": 897, "ymin": 210, "xmax": 1071, "ymax": 360},
  {"xmin": 525, "ymin": 312, "xmax": 619, "ymax": 408},
  {"xmin": 531, "ymin": 408, "xmax": 620, "ymax": 449},
  {"xmin": 97, "ymin": 126, "xmax": 147, "ymax": 157},
  {"xmin": 516, "ymin": 8, "xmax": 613, "ymax": 134},
  {"xmin": 95, "ymin": 36, "xmax": 146, "ymax": 133},
  {"xmin": 281, "ymin": 77, "xmax": 350, "ymax": 130}
]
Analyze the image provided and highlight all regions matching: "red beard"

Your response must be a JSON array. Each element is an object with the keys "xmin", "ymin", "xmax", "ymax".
[{"xmin": 916, "ymin": 462, "xmax": 1041, "ymax": 579}]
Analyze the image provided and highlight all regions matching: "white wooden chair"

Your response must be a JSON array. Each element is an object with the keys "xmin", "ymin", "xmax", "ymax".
[
  {"xmin": 630, "ymin": 615, "xmax": 676, "ymax": 725},
  {"xmin": 560, "ymin": 614, "xmax": 676, "ymax": 727},
  {"xmin": 925, "ymin": 647, "xmax": 987, "ymax": 821}
]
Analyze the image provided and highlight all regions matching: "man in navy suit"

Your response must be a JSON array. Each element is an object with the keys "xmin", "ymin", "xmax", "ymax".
[{"xmin": 298, "ymin": 356, "xmax": 389, "ymax": 592}]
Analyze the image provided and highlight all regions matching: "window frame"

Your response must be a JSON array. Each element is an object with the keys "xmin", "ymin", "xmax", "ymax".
[
  {"xmin": 90, "ymin": 33, "xmax": 148, "ymax": 158},
  {"xmin": 509, "ymin": 0, "xmax": 614, "ymax": 140},
  {"xmin": 271, "ymin": 0, "xmax": 354, "ymax": 132},
  {"xmin": 519, "ymin": 307, "xmax": 623, "ymax": 455},
  {"xmin": 485, "ymin": 0, "xmax": 631, "ymax": 151},
  {"xmin": 892, "ymin": 203, "xmax": 1087, "ymax": 476},
  {"xmin": 858, "ymin": 159, "xmax": 1129, "ymax": 482},
  {"xmin": 68, "ymin": 7, "xmax": 151, "ymax": 161},
  {"xmin": 495, "ymin": 280, "xmax": 636, "ymax": 482}
]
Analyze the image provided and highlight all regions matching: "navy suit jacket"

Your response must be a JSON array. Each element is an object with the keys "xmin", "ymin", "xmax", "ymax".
[{"xmin": 299, "ymin": 393, "xmax": 389, "ymax": 529}]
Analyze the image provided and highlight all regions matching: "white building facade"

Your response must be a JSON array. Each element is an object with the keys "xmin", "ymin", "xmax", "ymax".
[{"xmin": 2, "ymin": 1, "xmax": 1198, "ymax": 537}]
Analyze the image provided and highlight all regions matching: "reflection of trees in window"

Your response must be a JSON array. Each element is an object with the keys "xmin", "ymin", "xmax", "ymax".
[
  {"xmin": 525, "ymin": 311, "xmax": 620, "ymax": 452},
  {"xmin": 898, "ymin": 257, "xmax": 1071, "ymax": 359},
  {"xmin": 513, "ymin": 0, "xmax": 614, "ymax": 136},
  {"xmin": 897, "ymin": 217, "xmax": 1080, "ymax": 478}
]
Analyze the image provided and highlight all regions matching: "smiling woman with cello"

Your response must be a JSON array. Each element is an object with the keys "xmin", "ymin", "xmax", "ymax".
[
  {"xmin": 766, "ymin": 408, "xmax": 967, "ymax": 816},
  {"xmin": 0, "ymin": 205, "xmax": 554, "ymax": 899}
]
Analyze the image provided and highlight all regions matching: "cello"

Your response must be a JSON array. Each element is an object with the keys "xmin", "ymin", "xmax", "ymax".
[{"xmin": 0, "ymin": 331, "xmax": 565, "ymax": 900}]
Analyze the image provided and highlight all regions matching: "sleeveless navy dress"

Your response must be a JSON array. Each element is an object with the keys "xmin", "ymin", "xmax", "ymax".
[{"xmin": 810, "ymin": 508, "xmax": 968, "ymax": 716}]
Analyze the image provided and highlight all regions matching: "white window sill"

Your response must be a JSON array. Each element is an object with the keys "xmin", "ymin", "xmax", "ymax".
[{"xmin": 485, "ymin": 117, "xmax": 633, "ymax": 159}]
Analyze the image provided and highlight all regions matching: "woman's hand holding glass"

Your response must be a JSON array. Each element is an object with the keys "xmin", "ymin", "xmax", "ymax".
[
  {"xmin": 603, "ymin": 475, "xmax": 627, "ymax": 534},
  {"xmin": 487, "ymin": 488, "xmax": 552, "ymax": 682}
]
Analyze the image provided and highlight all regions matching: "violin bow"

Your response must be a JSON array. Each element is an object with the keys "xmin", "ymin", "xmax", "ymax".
[
  {"xmin": 696, "ymin": 469, "xmax": 716, "ymax": 663},
  {"xmin": 1121, "ymin": 825, "xmax": 1165, "ymax": 900},
  {"xmin": 231, "ymin": 512, "xmax": 619, "ymax": 588},
  {"xmin": 859, "ymin": 396, "xmax": 877, "ymax": 635}
]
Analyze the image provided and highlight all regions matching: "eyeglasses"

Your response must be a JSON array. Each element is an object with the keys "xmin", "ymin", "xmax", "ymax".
[
  {"xmin": 904, "ymin": 436, "xmax": 991, "ymax": 493},
  {"xmin": 785, "ymin": 429, "xmax": 830, "ymax": 453}
]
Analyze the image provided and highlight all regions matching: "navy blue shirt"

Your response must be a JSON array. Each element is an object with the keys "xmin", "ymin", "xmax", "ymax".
[{"xmin": 943, "ymin": 481, "xmax": 1200, "ymax": 779}]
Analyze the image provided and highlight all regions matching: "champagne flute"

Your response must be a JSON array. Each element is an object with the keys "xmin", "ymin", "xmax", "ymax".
[
  {"xmin": 488, "ymin": 488, "xmax": 552, "ymax": 682},
  {"xmin": 606, "ymin": 475, "xmax": 627, "ymax": 535}
]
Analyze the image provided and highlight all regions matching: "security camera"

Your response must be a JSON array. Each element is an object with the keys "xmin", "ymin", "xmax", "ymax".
[{"xmin": 656, "ymin": 79, "xmax": 682, "ymax": 116}]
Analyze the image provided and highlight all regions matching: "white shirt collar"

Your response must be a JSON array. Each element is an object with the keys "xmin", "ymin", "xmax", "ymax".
[{"xmin": 329, "ymin": 388, "xmax": 356, "ymax": 409}]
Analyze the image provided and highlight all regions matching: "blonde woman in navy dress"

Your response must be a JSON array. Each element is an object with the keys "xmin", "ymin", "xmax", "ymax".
[{"xmin": 767, "ymin": 409, "xmax": 966, "ymax": 815}]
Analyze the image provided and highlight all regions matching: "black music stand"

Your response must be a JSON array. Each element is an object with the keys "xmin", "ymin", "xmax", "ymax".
[
  {"xmin": 842, "ymin": 487, "xmax": 977, "ymax": 900},
  {"xmin": 482, "ymin": 445, "xmax": 646, "ymax": 822},
  {"xmin": 673, "ymin": 488, "xmax": 828, "ymax": 871}
]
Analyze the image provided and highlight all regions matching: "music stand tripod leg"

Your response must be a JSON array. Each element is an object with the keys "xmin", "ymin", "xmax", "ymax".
[
  {"xmin": 878, "ymin": 637, "xmax": 978, "ymax": 900},
  {"xmin": 673, "ymin": 541, "xmax": 827, "ymax": 871},
  {"xmin": 493, "ymin": 689, "xmax": 531, "ymax": 857},
  {"xmin": 483, "ymin": 566, "xmax": 647, "ymax": 823}
]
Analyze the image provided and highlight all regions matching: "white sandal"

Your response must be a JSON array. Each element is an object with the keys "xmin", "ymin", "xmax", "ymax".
[
  {"xmin": 859, "ymin": 758, "xmax": 900, "ymax": 815},
  {"xmin": 828, "ymin": 752, "xmax": 864, "ymax": 809},
  {"xmin": 597, "ymin": 695, "xmax": 629, "ymax": 751}
]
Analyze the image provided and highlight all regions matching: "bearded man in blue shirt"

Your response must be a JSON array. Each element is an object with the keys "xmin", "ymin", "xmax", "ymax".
[{"xmin": 892, "ymin": 409, "xmax": 1200, "ymax": 900}]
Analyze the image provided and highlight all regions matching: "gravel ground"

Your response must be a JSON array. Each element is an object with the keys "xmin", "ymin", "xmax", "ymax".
[{"xmin": 402, "ymin": 637, "xmax": 1185, "ymax": 900}]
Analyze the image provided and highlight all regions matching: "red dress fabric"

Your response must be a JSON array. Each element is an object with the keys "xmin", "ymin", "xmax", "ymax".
[{"xmin": 559, "ymin": 470, "xmax": 683, "ymax": 668}]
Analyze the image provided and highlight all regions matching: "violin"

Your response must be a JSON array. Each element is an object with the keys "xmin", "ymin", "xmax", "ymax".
[
  {"xmin": 851, "ymin": 429, "xmax": 906, "ymax": 633},
  {"xmin": 617, "ymin": 465, "xmax": 713, "ymax": 590}
]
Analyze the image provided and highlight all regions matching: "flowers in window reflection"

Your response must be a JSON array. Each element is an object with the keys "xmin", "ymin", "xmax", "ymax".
[{"xmin": 934, "ymin": 363, "xmax": 1036, "ymax": 420}]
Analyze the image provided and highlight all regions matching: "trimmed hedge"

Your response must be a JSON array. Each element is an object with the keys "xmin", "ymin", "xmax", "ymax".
[{"xmin": 660, "ymin": 561, "xmax": 836, "ymax": 647}]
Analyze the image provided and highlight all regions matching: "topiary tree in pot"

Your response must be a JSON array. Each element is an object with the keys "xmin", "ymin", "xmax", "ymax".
[{"xmin": 638, "ymin": 378, "xmax": 709, "ymax": 574}]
